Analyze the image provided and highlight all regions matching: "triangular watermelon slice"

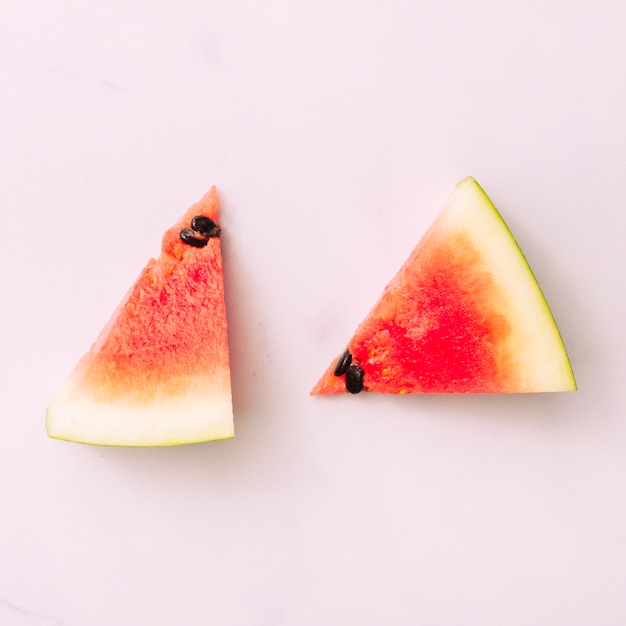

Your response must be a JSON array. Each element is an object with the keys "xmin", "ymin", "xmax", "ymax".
[
  {"xmin": 311, "ymin": 177, "xmax": 576, "ymax": 395},
  {"xmin": 47, "ymin": 188, "xmax": 234, "ymax": 446}
]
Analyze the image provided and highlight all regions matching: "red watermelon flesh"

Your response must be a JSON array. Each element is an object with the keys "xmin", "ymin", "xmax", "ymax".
[
  {"xmin": 311, "ymin": 177, "xmax": 576, "ymax": 395},
  {"xmin": 46, "ymin": 188, "xmax": 233, "ymax": 446}
]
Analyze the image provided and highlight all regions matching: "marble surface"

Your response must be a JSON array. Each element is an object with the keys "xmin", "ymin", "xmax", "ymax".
[{"xmin": 2, "ymin": 1, "xmax": 626, "ymax": 625}]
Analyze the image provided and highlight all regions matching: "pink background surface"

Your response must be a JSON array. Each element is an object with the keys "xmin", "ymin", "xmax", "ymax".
[{"xmin": 2, "ymin": 1, "xmax": 625, "ymax": 624}]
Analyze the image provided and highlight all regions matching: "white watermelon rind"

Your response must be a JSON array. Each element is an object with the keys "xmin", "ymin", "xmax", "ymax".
[
  {"xmin": 46, "ymin": 376, "xmax": 234, "ymax": 447},
  {"xmin": 440, "ymin": 177, "xmax": 576, "ymax": 392}
]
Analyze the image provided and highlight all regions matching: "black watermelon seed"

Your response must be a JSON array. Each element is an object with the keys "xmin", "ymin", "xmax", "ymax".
[
  {"xmin": 191, "ymin": 215, "xmax": 221, "ymax": 238},
  {"xmin": 345, "ymin": 364, "xmax": 364, "ymax": 394},
  {"xmin": 180, "ymin": 228, "xmax": 208, "ymax": 248},
  {"xmin": 333, "ymin": 349, "xmax": 352, "ymax": 377}
]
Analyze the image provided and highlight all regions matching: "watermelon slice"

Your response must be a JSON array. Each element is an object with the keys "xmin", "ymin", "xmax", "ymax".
[
  {"xmin": 311, "ymin": 177, "xmax": 576, "ymax": 395},
  {"xmin": 46, "ymin": 188, "xmax": 234, "ymax": 446}
]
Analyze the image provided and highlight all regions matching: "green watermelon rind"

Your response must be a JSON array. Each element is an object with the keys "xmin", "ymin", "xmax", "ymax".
[{"xmin": 473, "ymin": 178, "xmax": 576, "ymax": 384}]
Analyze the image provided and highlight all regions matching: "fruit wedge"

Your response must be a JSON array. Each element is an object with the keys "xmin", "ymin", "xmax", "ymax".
[
  {"xmin": 311, "ymin": 177, "xmax": 576, "ymax": 395},
  {"xmin": 47, "ymin": 188, "xmax": 234, "ymax": 446}
]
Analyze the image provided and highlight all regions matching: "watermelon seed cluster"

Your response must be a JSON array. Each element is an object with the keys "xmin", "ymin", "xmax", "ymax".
[
  {"xmin": 179, "ymin": 215, "xmax": 221, "ymax": 248},
  {"xmin": 333, "ymin": 349, "xmax": 365, "ymax": 394}
]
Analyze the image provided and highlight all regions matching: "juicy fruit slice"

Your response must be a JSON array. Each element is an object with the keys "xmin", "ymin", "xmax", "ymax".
[
  {"xmin": 312, "ymin": 177, "xmax": 576, "ymax": 395},
  {"xmin": 47, "ymin": 188, "xmax": 234, "ymax": 446}
]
